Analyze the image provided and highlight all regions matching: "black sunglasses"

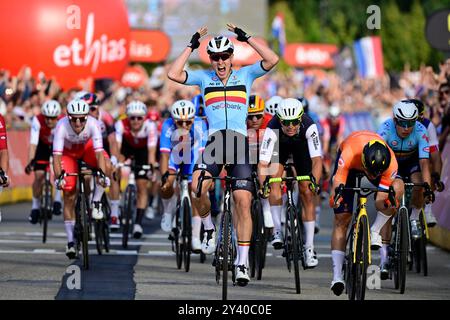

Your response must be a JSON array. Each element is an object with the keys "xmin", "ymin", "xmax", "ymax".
[
  {"xmin": 130, "ymin": 116, "xmax": 144, "ymax": 121},
  {"xmin": 280, "ymin": 118, "xmax": 301, "ymax": 126},
  {"xmin": 176, "ymin": 120, "xmax": 193, "ymax": 126},
  {"xmin": 395, "ymin": 118, "xmax": 416, "ymax": 128},
  {"xmin": 69, "ymin": 116, "xmax": 87, "ymax": 123},
  {"xmin": 247, "ymin": 114, "xmax": 263, "ymax": 120},
  {"xmin": 210, "ymin": 53, "xmax": 231, "ymax": 62},
  {"xmin": 90, "ymin": 106, "xmax": 98, "ymax": 112}
]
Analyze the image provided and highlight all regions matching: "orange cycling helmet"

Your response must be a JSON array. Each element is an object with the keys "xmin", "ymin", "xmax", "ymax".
[{"xmin": 248, "ymin": 95, "xmax": 265, "ymax": 114}]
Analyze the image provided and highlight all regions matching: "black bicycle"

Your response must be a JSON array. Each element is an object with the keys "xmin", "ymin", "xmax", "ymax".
[
  {"xmin": 333, "ymin": 173, "xmax": 396, "ymax": 300},
  {"xmin": 36, "ymin": 160, "xmax": 53, "ymax": 244},
  {"xmin": 58, "ymin": 161, "xmax": 104, "ymax": 270},
  {"xmin": 249, "ymin": 171, "xmax": 267, "ymax": 281},
  {"xmin": 263, "ymin": 163, "xmax": 315, "ymax": 294},
  {"xmin": 196, "ymin": 170, "xmax": 253, "ymax": 301},
  {"xmin": 118, "ymin": 160, "xmax": 151, "ymax": 249},
  {"xmin": 93, "ymin": 192, "xmax": 111, "ymax": 255},
  {"xmin": 163, "ymin": 167, "xmax": 193, "ymax": 272}
]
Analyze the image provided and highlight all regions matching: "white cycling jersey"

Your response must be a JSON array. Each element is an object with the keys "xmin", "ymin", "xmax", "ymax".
[
  {"xmin": 115, "ymin": 118, "xmax": 158, "ymax": 148},
  {"xmin": 53, "ymin": 116, "xmax": 103, "ymax": 155}
]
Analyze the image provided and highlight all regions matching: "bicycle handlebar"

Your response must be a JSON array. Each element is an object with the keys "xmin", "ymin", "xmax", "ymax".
[
  {"xmin": 261, "ymin": 174, "xmax": 318, "ymax": 198},
  {"xmin": 195, "ymin": 170, "xmax": 253, "ymax": 198},
  {"xmin": 333, "ymin": 184, "xmax": 396, "ymax": 208}
]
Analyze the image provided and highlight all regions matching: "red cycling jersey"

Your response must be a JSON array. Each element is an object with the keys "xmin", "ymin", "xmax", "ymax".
[{"xmin": 0, "ymin": 115, "xmax": 7, "ymax": 150}]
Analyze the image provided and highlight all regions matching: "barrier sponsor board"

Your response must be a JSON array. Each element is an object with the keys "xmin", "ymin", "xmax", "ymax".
[
  {"xmin": 129, "ymin": 30, "xmax": 171, "ymax": 63},
  {"xmin": 284, "ymin": 44, "xmax": 338, "ymax": 68}
]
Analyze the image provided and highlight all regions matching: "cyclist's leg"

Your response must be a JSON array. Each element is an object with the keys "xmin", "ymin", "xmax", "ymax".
[
  {"xmin": 29, "ymin": 142, "xmax": 51, "ymax": 223},
  {"xmin": 60, "ymin": 154, "xmax": 78, "ymax": 257},
  {"xmin": 160, "ymin": 165, "xmax": 177, "ymax": 233},
  {"xmin": 186, "ymin": 162, "xmax": 202, "ymax": 249}
]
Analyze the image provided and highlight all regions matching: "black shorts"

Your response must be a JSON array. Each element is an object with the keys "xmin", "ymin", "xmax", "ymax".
[
  {"xmin": 120, "ymin": 139, "xmax": 149, "ymax": 180},
  {"xmin": 273, "ymin": 141, "xmax": 312, "ymax": 176},
  {"xmin": 33, "ymin": 141, "xmax": 52, "ymax": 171},
  {"xmin": 397, "ymin": 158, "xmax": 421, "ymax": 179},
  {"xmin": 194, "ymin": 130, "xmax": 254, "ymax": 192}
]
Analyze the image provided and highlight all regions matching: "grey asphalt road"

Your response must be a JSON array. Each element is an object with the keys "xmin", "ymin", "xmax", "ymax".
[{"xmin": 0, "ymin": 201, "xmax": 449, "ymax": 300}]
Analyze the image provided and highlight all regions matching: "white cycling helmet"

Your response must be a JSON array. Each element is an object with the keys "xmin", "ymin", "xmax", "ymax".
[
  {"xmin": 74, "ymin": 90, "xmax": 89, "ymax": 100},
  {"xmin": 126, "ymin": 100, "xmax": 147, "ymax": 117},
  {"xmin": 393, "ymin": 100, "xmax": 418, "ymax": 121},
  {"xmin": 67, "ymin": 99, "xmax": 89, "ymax": 115},
  {"xmin": 265, "ymin": 95, "xmax": 282, "ymax": 116},
  {"xmin": 171, "ymin": 100, "xmax": 196, "ymax": 120},
  {"xmin": 207, "ymin": 36, "xmax": 234, "ymax": 54},
  {"xmin": 276, "ymin": 98, "xmax": 304, "ymax": 120},
  {"xmin": 41, "ymin": 100, "xmax": 61, "ymax": 117},
  {"xmin": 329, "ymin": 105, "xmax": 341, "ymax": 118}
]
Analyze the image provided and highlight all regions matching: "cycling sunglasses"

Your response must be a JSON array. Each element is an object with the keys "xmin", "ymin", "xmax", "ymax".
[
  {"xmin": 247, "ymin": 114, "xmax": 264, "ymax": 121},
  {"xmin": 439, "ymin": 89, "xmax": 450, "ymax": 96},
  {"xmin": 69, "ymin": 115, "xmax": 87, "ymax": 123},
  {"xmin": 280, "ymin": 118, "xmax": 301, "ymax": 126},
  {"xmin": 44, "ymin": 116, "xmax": 58, "ymax": 121},
  {"xmin": 129, "ymin": 116, "xmax": 144, "ymax": 121},
  {"xmin": 395, "ymin": 118, "xmax": 416, "ymax": 128},
  {"xmin": 176, "ymin": 120, "xmax": 193, "ymax": 126},
  {"xmin": 210, "ymin": 53, "xmax": 231, "ymax": 62},
  {"xmin": 89, "ymin": 106, "xmax": 98, "ymax": 112}
]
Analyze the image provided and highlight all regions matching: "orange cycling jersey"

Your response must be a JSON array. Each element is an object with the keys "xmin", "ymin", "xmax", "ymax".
[{"xmin": 334, "ymin": 131, "xmax": 398, "ymax": 190}]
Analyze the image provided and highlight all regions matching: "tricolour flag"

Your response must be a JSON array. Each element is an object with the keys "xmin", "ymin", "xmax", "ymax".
[
  {"xmin": 353, "ymin": 36, "xmax": 384, "ymax": 78},
  {"xmin": 271, "ymin": 13, "xmax": 286, "ymax": 56}
]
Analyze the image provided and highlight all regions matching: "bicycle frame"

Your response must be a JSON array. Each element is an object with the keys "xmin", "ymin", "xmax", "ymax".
[{"xmin": 353, "ymin": 197, "xmax": 371, "ymax": 265}]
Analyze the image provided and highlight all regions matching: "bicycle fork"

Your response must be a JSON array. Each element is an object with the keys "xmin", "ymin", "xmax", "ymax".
[{"xmin": 353, "ymin": 198, "xmax": 371, "ymax": 265}]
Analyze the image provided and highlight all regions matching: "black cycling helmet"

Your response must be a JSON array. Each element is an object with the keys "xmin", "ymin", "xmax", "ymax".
[
  {"xmin": 362, "ymin": 140, "xmax": 391, "ymax": 177},
  {"xmin": 408, "ymin": 98, "xmax": 425, "ymax": 116},
  {"xmin": 297, "ymin": 97, "xmax": 309, "ymax": 113}
]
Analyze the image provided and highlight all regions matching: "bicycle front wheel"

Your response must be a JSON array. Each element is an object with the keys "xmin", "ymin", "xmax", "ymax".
[
  {"xmin": 122, "ymin": 185, "xmax": 136, "ymax": 249},
  {"xmin": 80, "ymin": 192, "xmax": 90, "ymax": 270},
  {"xmin": 419, "ymin": 211, "xmax": 428, "ymax": 276},
  {"xmin": 288, "ymin": 206, "xmax": 301, "ymax": 294},
  {"xmin": 397, "ymin": 207, "xmax": 409, "ymax": 293},
  {"xmin": 182, "ymin": 198, "xmax": 192, "ymax": 273},
  {"xmin": 222, "ymin": 210, "xmax": 230, "ymax": 301},
  {"xmin": 354, "ymin": 214, "xmax": 369, "ymax": 300}
]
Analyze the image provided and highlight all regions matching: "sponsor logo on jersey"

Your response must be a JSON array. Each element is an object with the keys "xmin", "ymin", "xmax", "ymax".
[
  {"xmin": 408, "ymin": 140, "xmax": 413, "ymax": 147},
  {"xmin": 212, "ymin": 76, "xmax": 219, "ymax": 81},
  {"xmin": 391, "ymin": 140, "xmax": 398, "ymax": 146},
  {"xmin": 423, "ymin": 146, "xmax": 430, "ymax": 152},
  {"xmin": 338, "ymin": 157, "xmax": 344, "ymax": 167},
  {"xmin": 391, "ymin": 170, "xmax": 398, "ymax": 179},
  {"xmin": 235, "ymin": 180, "xmax": 248, "ymax": 188}
]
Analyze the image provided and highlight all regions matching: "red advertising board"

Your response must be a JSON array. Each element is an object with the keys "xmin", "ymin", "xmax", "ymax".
[
  {"xmin": 121, "ymin": 65, "xmax": 149, "ymax": 88},
  {"xmin": 284, "ymin": 43, "xmax": 338, "ymax": 68},
  {"xmin": 129, "ymin": 30, "xmax": 171, "ymax": 63},
  {"xmin": 0, "ymin": 0, "xmax": 130, "ymax": 89}
]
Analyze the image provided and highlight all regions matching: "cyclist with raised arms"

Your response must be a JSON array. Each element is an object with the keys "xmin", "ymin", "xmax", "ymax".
[
  {"xmin": 328, "ymin": 131, "xmax": 403, "ymax": 296},
  {"xmin": 258, "ymin": 98, "xmax": 322, "ymax": 268},
  {"xmin": 377, "ymin": 100, "xmax": 434, "ymax": 278},
  {"xmin": 167, "ymin": 23, "xmax": 279, "ymax": 286},
  {"xmin": 26, "ymin": 100, "xmax": 64, "ymax": 224},
  {"xmin": 159, "ymin": 100, "xmax": 208, "ymax": 252},
  {"xmin": 115, "ymin": 101, "xmax": 158, "ymax": 239},
  {"xmin": 53, "ymin": 99, "xmax": 110, "ymax": 259}
]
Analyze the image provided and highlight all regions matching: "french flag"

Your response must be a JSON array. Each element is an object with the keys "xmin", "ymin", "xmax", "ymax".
[
  {"xmin": 353, "ymin": 36, "xmax": 384, "ymax": 78},
  {"xmin": 272, "ymin": 13, "xmax": 286, "ymax": 56}
]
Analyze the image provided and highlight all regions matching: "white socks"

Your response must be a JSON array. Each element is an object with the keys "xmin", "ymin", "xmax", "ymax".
[
  {"xmin": 271, "ymin": 205, "xmax": 282, "ymax": 233},
  {"xmin": 303, "ymin": 220, "xmax": 315, "ymax": 248},
  {"xmin": 54, "ymin": 189, "xmax": 62, "ymax": 203},
  {"xmin": 65, "ymin": 220, "xmax": 75, "ymax": 243},
  {"xmin": 93, "ymin": 184, "xmax": 104, "ymax": 202},
  {"xmin": 192, "ymin": 216, "xmax": 202, "ymax": 239},
  {"xmin": 201, "ymin": 212, "xmax": 215, "ymax": 231},
  {"xmin": 110, "ymin": 200, "xmax": 120, "ymax": 218},
  {"xmin": 371, "ymin": 211, "xmax": 390, "ymax": 234},
  {"xmin": 380, "ymin": 244, "xmax": 389, "ymax": 265},
  {"xmin": 32, "ymin": 197, "xmax": 40, "ymax": 210},
  {"xmin": 332, "ymin": 250, "xmax": 345, "ymax": 281},
  {"xmin": 162, "ymin": 195, "xmax": 177, "ymax": 215},
  {"xmin": 262, "ymin": 198, "xmax": 274, "ymax": 228}
]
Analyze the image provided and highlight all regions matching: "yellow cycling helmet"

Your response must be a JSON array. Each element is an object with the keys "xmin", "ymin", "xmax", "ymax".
[{"xmin": 248, "ymin": 95, "xmax": 265, "ymax": 114}]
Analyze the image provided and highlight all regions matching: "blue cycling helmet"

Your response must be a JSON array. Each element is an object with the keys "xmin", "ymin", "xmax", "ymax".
[{"xmin": 192, "ymin": 94, "xmax": 205, "ymax": 117}]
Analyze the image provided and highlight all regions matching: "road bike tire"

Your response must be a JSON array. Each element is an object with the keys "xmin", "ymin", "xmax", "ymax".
[
  {"xmin": 80, "ymin": 192, "xmax": 90, "ymax": 270},
  {"xmin": 94, "ymin": 219, "xmax": 104, "ymax": 255},
  {"xmin": 200, "ymin": 224, "xmax": 206, "ymax": 263},
  {"xmin": 102, "ymin": 195, "xmax": 111, "ymax": 253},
  {"xmin": 249, "ymin": 199, "xmax": 259, "ymax": 278},
  {"xmin": 41, "ymin": 181, "xmax": 52, "ymax": 244},
  {"xmin": 394, "ymin": 208, "xmax": 409, "ymax": 294},
  {"xmin": 355, "ymin": 214, "xmax": 369, "ymax": 300},
  {"xmin": 296, "ymin": 206, "xmax": 306, "ymax": 270},
  {"xmin": 288, "ymin": 206, "xmax": 301, "ymax": 294},
  {"xmin": 254, "ymin": 199, "xmax": 266, "ymax": 280},
  {"xmin": 182, "ymin": 198, "xmax": 192, "ymax": 273},
  {"xmin": 175, "ymin": 202, "xmax": 182, "ymax": 270},
  {"xmin": 122, "ymin": 185, "xmax": 135, "ymax": 249},
  {"xmin": 419, "ymin": 211, "xmax": 428, "ymax": 276},
  {"xmin": 222, "ymin": 210, "xmax": 230, "ymax": 301},
  {"xmin": 284, "ymin": 209, "xmax": 291, "ymax": 272}
]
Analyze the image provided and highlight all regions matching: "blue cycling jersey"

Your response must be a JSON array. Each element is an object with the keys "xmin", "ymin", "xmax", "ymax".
[
  {"xmin": 159, "ymin": 117, "xmax": 208, "ymax": 170},
  {"xmin": 184, "ymin": 61, "xmax": 268, "ymax": 136},
  {"xmin": 377, "ymin": 118, "xmax": 430, "ymax": 161}
]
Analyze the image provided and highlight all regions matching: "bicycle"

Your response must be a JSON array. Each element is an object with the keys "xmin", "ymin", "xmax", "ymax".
[
  {"xmin": 196, "ymin": 169, "xmax": 253, "ymax": 301},
  {"xmin": 404, "ymin": 181, "xmax": 434, "ymax": 277},
  {"xmin": 35, "ymin": 160, "xmax": 53, "ymax": 244},
  {"xmin": 117, "ymin": 160, "xmax": 151, "ymax": 249},
  {"xmin": 262, "ymin": 163, "xmax": 315, "ymax": 294},
  {"xmin": 333, "ymin": 173, "xmax": 396, "ymax": 300},
  {"xmin": 58, "ymin": 161, "xmax": 104, "ymax": 270},
  {"xmin": 162, "ymin": 167, "xmax": 194, "ymax": 272},
  {"xmin": 249, "ymin": 171, "xmax": 269, "ymax": 281}
]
